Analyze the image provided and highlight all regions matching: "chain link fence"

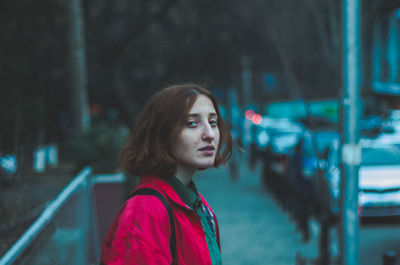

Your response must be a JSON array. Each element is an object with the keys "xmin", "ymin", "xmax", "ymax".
[{"xmin": 0, "ymin": 167, "xmax": 101, "ymax": 265}]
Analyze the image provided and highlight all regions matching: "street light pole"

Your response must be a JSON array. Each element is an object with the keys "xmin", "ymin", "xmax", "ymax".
[{"xmin": 340, "ymin": 0, "xmax": 361, "ymax": 265}]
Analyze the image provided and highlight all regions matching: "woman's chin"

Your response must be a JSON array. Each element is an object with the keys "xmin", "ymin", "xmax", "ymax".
[{"xmin": 197, "ymin": 163, "xmax": 214, "ymax": 170}]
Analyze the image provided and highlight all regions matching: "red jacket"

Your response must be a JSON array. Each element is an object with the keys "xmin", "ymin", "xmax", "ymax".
[{"xmin": 100, "ymin": 175, "xmax": 220, "ymax": 265}]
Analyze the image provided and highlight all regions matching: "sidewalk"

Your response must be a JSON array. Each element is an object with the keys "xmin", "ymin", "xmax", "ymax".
[{"xmin": 195, "ymin": 158, "xmax": 318, "ymax": 265}]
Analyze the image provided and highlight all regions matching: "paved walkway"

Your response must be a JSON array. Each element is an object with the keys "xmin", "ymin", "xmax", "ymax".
[{"xmin": 195, "ymin": 158, "xmax": 318, "ymax": 265}]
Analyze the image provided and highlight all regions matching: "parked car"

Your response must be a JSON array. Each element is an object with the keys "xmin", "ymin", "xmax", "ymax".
[
  {"xmin": 250, "ymin": 117, "xmax": 304, "ymax": 175},
  {"xmin": 284, "ymin": 130, "xmax": 340, "ymax": 220},
  {"xmin": 325, "ymin": 138, "xmax": 400, "ymax": 218},
  {"xmin": 358, "ymin": 141, "xmax": 400, "ymax": 217},
  {"xmin": 296, "ymin": 130, "xmax": 339, "ymax": 181}
]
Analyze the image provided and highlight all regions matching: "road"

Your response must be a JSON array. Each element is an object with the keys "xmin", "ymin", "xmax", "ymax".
[
  {"xmin": 195, "ymin": 155, "xmax": 400, "ymax": 265},
  {"xmin": 359, "ymin": 220, "xmax": 400, "ymax": 265},
  {"xmin": 194, "ymin": 156, "xmax": 318, "ymax": 265}
]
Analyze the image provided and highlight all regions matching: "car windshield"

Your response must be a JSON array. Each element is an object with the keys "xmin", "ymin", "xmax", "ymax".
[{"xmin": 362, "ymin": 146, "xmax": 400, "ymax": 166}]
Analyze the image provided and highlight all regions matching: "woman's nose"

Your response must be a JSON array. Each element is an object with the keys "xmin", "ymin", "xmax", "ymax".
[{"xmin": 202, "ymin": 123, "xmax": 215, "ymax": 141}]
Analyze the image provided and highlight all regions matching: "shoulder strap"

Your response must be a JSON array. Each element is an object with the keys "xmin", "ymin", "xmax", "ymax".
[{"xmin": 129, "ymin": 188, "xmax": 177, "ymax": 265}]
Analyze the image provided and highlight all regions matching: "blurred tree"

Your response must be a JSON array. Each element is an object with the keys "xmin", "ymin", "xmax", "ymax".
[
  {"xmin": 1, "ymin": 0, "xmax": 399, "ymax": 171},
  {"xmin": 249, "ymin": 0, "xmax": 399, "ymax": 100},
  {"xmin": 68, "ymin": 0, "xmax": 90, "ymax": 132},
  {"xmin": 0, "ymin": 0, "xmax": 67, "ymax": 167},
  {"xmin": 85, "ymin": 0, "xmax": 180, "ymax": 121}
]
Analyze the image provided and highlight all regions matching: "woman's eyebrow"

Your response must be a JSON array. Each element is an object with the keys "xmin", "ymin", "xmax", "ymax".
[
  {"xmin": 187, "ymin": 112, "xmax": 217, "ymax": 118},
  {"xmin": 187, "ymin": 114, "xmax": 200, "ymax": 118}
]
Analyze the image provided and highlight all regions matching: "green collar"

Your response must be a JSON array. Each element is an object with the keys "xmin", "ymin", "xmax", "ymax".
[{"xmin": 163, "ymin": 176, "xmax": 201, "ymax": 209}]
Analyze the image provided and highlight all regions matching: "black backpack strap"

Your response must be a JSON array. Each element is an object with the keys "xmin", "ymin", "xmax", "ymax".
[{"xmin": 129, "ymin": 188, "xmax": 177, "ymax": 264}]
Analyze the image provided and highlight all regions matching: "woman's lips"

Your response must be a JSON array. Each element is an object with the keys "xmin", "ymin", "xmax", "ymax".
[{"xmin": 199, "ymin": 145, "xmax": 215, "ymax": 156}]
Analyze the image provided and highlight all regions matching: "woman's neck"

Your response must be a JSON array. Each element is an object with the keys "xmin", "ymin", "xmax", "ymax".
[{"xmin": 175, "ymin": 165, "xmax": 195, "ymax": 185}]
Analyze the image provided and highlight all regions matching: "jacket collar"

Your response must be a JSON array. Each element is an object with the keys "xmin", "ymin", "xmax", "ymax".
[
  {"xmin": 138, "ymin": 175, "xmax": 201, "ymax": 210},
  {"xmin": 163, "ymin": 175, "xmax": 202, "ymax": 209}
]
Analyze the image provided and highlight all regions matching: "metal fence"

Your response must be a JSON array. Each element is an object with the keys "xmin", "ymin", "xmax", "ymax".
[{"xmin": 0, "ymin": 167, "xmax": 101, "ymax": 265}]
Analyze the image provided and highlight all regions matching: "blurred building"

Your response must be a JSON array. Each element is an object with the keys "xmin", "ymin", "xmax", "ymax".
[{"xmin": 370, "ymin": 8, "xmax": 400, "ymax": 111}]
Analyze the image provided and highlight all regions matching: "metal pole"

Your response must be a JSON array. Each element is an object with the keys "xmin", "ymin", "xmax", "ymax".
[{"xmin": 340, "ymin": 0, "xmax": 361, "ymax": 265}]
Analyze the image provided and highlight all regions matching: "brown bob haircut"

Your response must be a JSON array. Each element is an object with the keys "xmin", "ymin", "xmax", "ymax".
[{"xmin": 120, "ymin": 83, "xmax": 233, "ymax": 177}]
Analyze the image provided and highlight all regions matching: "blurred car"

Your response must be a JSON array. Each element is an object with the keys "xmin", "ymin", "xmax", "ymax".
[
  {"xmin": 325, "ymin": 139, "xmax": 400, "ymax": 218},
  {"xmin": 284, "ymin": 130, "xmax": 340, "ymax": 218},
  {"xmin": 374, "ymin": 132, "xmax": 400, "ymax": 146},
  {"xmin": 252, "ymin": 117, "xmax": 303, "ymax": 152},
  {"xmin": 360, "ymin": 115, "xmax": 383, "ymax": 137},
  {"xmin": 382, "ymin": 109, "xmax": 400, "ymax": 133},
  {"xmin": 358, "ymin": 141, "xmax": 400, "ymax": 217},
  {"xmin": 296, "ymin": 130, "xmax": 339, "ymax": 181},
  {"xmin": 250, "ymin": 117, "xmax": 304, "ymax": 175}
]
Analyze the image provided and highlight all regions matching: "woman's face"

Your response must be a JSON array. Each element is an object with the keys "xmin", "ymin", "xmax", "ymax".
[{"xmin": 172, "ymin": 95, "xmax": 220, "ymax": 171}]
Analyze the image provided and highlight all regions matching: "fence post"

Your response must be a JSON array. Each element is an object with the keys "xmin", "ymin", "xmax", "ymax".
[
  {"xmin": 382, "ymin": 251, "xmax": 397, "ymax": 265},
  {"xmin": 81, "ymin": 169, "xmax": 91, "ymax": 264}
]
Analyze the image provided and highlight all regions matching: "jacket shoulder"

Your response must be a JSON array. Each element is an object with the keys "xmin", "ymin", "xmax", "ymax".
[
  {"xmin": 123, "ymin": 191, "xmax": 171, "ymax": 225},
  {"xmin": 101, "ymin": 192, "xmax": 174, "ymax": 264}
]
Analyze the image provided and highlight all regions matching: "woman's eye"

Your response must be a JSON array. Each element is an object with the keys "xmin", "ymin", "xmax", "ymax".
[
  {"xmin": 185, "ymin": 121, "xmax": 198, "ymax": 128},
  {"xmin": 209, "ymin": 120, "xmax": 218, "ymax": 127}
]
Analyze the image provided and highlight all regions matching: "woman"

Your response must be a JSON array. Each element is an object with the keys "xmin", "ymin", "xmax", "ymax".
[{"xmin": 100, "ymin": 84, "xmax": 233, "ymax": 265}]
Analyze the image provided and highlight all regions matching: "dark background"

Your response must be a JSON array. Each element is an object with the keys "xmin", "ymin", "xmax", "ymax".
[{"xmin": 0, "ymin": 0, "xmax": 399, "ymax": 172}]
